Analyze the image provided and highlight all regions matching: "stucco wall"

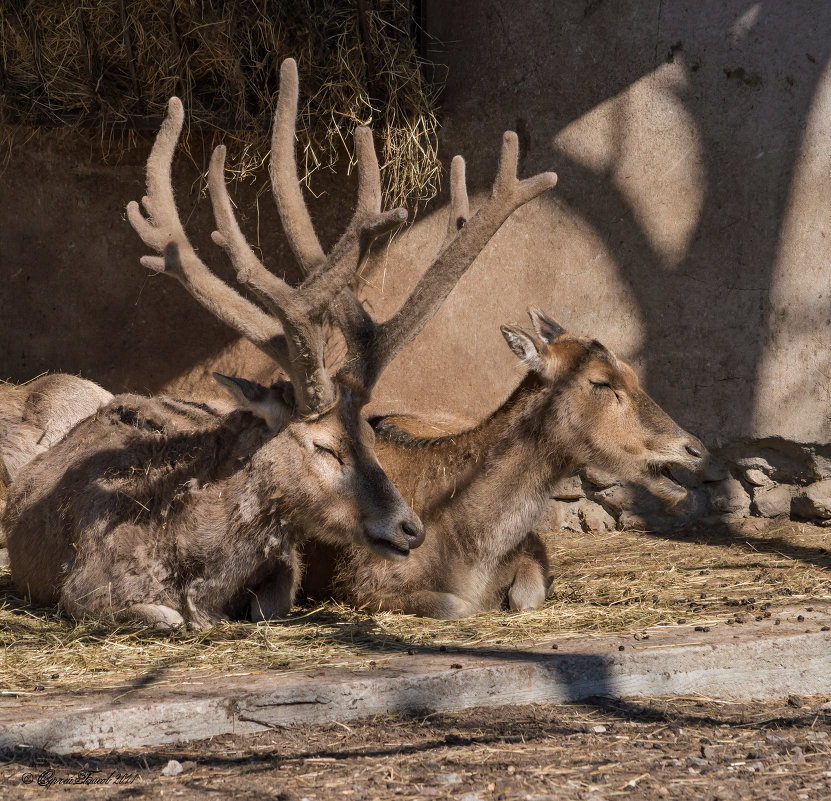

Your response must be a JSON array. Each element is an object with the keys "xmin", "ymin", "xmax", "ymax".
[
  {"xmin": 365, "ymin": 0, "xmax": 831, "ymax": 447},
  {"xmin": 1, "ymin": 1, "xmax": 830, "ymax": 453}
]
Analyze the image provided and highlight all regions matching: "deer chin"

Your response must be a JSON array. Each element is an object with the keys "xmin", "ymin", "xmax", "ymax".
[
  {"xmin": 364, "ymin": 535, "xmax": 411, "ymax": 561},
  {"xmin": 643, "ymin": 461, "xmax": 689, "ymax": 506}
]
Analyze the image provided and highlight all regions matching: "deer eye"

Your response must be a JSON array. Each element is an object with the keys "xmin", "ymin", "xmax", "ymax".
[
  {"xmin": 314, "ymin": 443, "xmax": 343, "ymax": 464},
  {"xmin": 590, "ymin": 380, "xmax": 622, "ymax": 403}
]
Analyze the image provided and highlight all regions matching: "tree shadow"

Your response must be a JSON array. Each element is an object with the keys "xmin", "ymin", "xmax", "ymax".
[{"xmin": 427, "ymin": 0, "xmax": 831, "ymax": 443}]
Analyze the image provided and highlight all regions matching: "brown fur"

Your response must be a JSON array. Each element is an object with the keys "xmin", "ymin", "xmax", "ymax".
[
  {"xmin": 0, "ymin": 374, "xmax": 112, "ymax": 482},
  {"xmin": 0, "ymin": 374, "xmax": 112, "ymax": 541},
  {"xmin": 3, "ymin": 59, "xmax": 433, "ymax": 628},
  {"xmin": 3, "ymin": 59, "xmax": 560, "ymax": 627},
  {"xmin": 302, "ymin": 309, "xmax": 708, "ymax": 619}
]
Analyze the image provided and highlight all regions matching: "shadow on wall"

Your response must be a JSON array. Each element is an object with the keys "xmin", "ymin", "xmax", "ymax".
[
  {"xmin": 424, "ymin": 0, "xmax": 831, "ymax": 445},
  {"xmin": 0, "ymin": 135, "xmax": 350, "ymax": 396}
]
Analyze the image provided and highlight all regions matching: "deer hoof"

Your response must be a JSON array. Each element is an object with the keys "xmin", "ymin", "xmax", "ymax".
[
  {"xmin": 508, "ymin": 581, "xmax": 547, "ymax": 612},
  {"xmin": 127, "ymin": 603, "xmax": 185, "ymax": 629}
]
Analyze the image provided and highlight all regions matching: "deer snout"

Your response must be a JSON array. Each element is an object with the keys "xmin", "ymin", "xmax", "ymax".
[
  {"xmin": 682, "ymin": 436, "xmax": 709, "ymax": 472},
  {"xmin": 401, "ymin": 516, "xmax": 425, "ymax": 549},
  {"xmin": 364, "ymin": 511, "xmax": 425, "ymax": 561}
]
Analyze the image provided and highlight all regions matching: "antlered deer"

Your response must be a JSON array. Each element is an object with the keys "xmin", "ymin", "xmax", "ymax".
[
  {"xmin": 299, "ymin": 305, "xmax": 709, "ymax": 619},
  {"xmin": 4, "ymin": 59, "xmax": 558, "ymax": 627}
]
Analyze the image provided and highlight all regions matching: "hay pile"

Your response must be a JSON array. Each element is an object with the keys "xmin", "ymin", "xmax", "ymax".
[
  {"xmin": 1, "ymin": 521, "xmax": 829, "ymax": 695},
  {"xmin": 0, "ymin": 0, "xmax": 442, "ymax": 208}
]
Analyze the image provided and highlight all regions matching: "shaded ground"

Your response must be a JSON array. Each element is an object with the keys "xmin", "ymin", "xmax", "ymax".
[
  {"xmin": 2, "ymin": 697, "xmax": 831, "ymax": 800},
  {"xmin": 0, "ymin": 520, "xmax": 829, "ymax": 694}
]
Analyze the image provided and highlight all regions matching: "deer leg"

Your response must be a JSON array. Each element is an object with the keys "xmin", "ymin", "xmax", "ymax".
[
  {"xmin": 248, "ymin": 547, "xmax": 301, "ymax": 621},
  {"xmin": 375, "ymin": 590, "xmax": 476, "ymax": 620},
  {"xmin": 506, "ymin": 532, "xmax": 550, "ymax": 612},
  {"xmin": 249, "ymin": 568, "xmax": 297, "ymax": 621}
]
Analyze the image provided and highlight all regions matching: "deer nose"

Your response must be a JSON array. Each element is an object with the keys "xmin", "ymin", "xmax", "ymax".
[
  {"xmin": 684, "ymin": 438, "xmax": 709, "ymax": 470},
  {"xmin": 363, "ymin": 511, "xmax": 424, "ymax": 560},
  {"xmin": 401, "ymin": 518, "xmax": 425, "ymax": 550}
]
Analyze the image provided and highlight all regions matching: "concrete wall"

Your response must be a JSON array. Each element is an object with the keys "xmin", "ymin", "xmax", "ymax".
[{"xmin": 2, "ymin": 1, "xmax": 830, "ymax": 459}]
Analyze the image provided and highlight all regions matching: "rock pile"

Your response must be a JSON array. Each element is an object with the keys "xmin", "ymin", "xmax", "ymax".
[{"xmin": 541, "ymin": 441, "xmax": 831, "ymax": 534}]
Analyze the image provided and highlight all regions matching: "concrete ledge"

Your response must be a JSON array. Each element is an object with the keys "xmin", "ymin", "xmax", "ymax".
[{"xmin": 1, "ymin": 605, "xmax": 829, "ymax": 755}]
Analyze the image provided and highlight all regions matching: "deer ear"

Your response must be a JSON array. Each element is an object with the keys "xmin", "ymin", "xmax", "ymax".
[
  {"xmin": 212, "ymin": 373, "xmax": 295, "ymax": 431},
  {"xmin": 500, "ymin": 325, "xmax": 543, "ymax": 370},
  {"xmin": 528, "ymin": 307, "xmax": 566, "ymax": 343}
]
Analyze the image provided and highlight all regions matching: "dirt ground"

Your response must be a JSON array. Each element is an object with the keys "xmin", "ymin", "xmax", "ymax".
[
  {"xmin": 2, "ymin": 697, "xmax": 830, "ymax": 800},
  {"xmin": 1, "ymin": 519, "xmax": 830, "ymax": 799}
]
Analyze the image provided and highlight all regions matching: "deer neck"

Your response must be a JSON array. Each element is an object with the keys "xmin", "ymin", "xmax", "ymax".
[{"xmin": 379, "ymin": 372, "xmax": 575, "ymax": 557}]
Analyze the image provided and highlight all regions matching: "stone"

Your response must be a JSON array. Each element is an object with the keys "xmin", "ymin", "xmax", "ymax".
[
  {"xmin": 698, "ymin": 455, "xmax": 729, "ymax": 483},
  {"xmin": 791, "ymin": 746, "xmax": 807, "ymax": 765},
  {"xmin": 588, "ymin": 484, "xmax": 641, "ymax": 515},
  {"xmin": 744, "ymin": 468, "xmax": 770, "ymax": 487},
  {"xmin": 161, "ymin": 760, "xmax": 183, "ymax": 777},
  {"xmin": 534, "ymin": 500, "xmax": 564, "ymax": 532},
  {"xmin": 578, "ymin": 500, "xmax": 616, "ymax": 534},
  {"xmin": 792, "ymin": 479, "xmax": 831, "ymax": 521},
  {"xmin": 549, "ymin": 475, "xmax": 584, "ymax": 501},
  {"xmin": 751, "ymin": 484, "xmax": 794, "ymax": 518},
  {"xmin": 558, "ymin": 502, "xmax": 584, "ymax": 533},
  {"xmin": 705, "ymin": 476, "xmax": 750, "ymax": 516},
  {"xmin": 734, "ymin": 455, "xmax": 775, "ymax": 476},
  {"xmin": 808, "ymin": 448, "xmax": 831, "ymax": 480},
  {"xmin": 724, "ymin": 444, "xmax": 819, "ymax": 484}
]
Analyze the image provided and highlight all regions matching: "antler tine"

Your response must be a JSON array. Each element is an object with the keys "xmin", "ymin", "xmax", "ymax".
[
  {"xmin": 338, "ymin": 130, "xmax": 558, "ymax": 390},
  {"xmin": 205, "ymin": 57, "xmax": 406, "ymax": 413},
  {"xmin": 270, "ymin": 58, "xmax": 326, "ymax": 275},
  {"xmin": 208, "ymin": 144, "xmax": 296, "ymax": 317},
  {"xmin": 298, "ymin": 125, "xmax": 407, "ymax": 321},
  {"xmin": 269, "ymin": 58, "xmax": 407, "ymax": 321},
  {"xmin": 126, "ymin": 98, "xmax": 290, "ymax": 368},
  {"xmin": 443, "ymin": 156, "xmax": 470, "ymax": 247}
]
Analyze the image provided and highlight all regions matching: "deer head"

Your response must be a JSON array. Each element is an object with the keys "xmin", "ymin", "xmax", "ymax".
[
  {"xmin": 126, "ymin": 60, "xmax": 425, "ymax": 558},
  {"xmin": 501, "ymin": 308, "xmax": 708, "ymax": 505}
]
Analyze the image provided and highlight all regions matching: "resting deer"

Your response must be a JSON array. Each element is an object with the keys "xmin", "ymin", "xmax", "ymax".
[
  {"xmin": 0, "ymin": 374, "xmax": 112, "ymax": 539},
  {"xmin": 296, "ymin": 302, "xmax": 709, "ymax": 619},
  {"xmin": 4, "ymin": 59, "xmax": 558, "ymax": 627}
]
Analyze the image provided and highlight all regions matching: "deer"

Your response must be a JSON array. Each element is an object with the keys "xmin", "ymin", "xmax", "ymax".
[
  {"xmin": 4, "ymin": 59, "xmax": 559, "ymax": 627},
  {"xmin": 0, "ymin": 374, "xmax": 113, "ymax": 539},
  {"xmin": 295, "ymin": 306, "xmax": 709, "ymax": 618}
]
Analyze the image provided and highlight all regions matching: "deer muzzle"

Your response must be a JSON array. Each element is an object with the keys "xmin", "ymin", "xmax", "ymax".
[{"xmin": 364, "ymin": 511, "xmax": 425, "ymax": 560}]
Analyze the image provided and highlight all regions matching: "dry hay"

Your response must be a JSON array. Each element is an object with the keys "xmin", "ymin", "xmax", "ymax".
[
  {"xmin": 1, "ymin": 519, "xmax": 829, "ymax": 696},
  {"xmin": 0, "ymin": 0, "xmax": 442, "ymax": 209}
]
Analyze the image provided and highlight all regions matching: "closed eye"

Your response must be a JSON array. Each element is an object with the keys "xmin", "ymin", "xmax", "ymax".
[
  {"xmin": 590, "ymin": 380, "xmax": 621, "ymax": 402},
  {"xmin": 314, "ymin": 443, "xmax": 343, "ymax": 464}
]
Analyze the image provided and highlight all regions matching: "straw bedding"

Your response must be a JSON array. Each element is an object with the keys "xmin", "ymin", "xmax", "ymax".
[
  {"xmin": 1, "ymin": 520, "xmax": 828, "ymax": 694},
  {"xmin": 0, "ymin": 0, "xmax": 442, "ymax": 208}
]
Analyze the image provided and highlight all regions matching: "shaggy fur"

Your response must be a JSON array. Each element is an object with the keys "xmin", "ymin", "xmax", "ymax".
[{"xmin": 5, "ymin": 384, "xmax": 420, "ymax": 627}]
